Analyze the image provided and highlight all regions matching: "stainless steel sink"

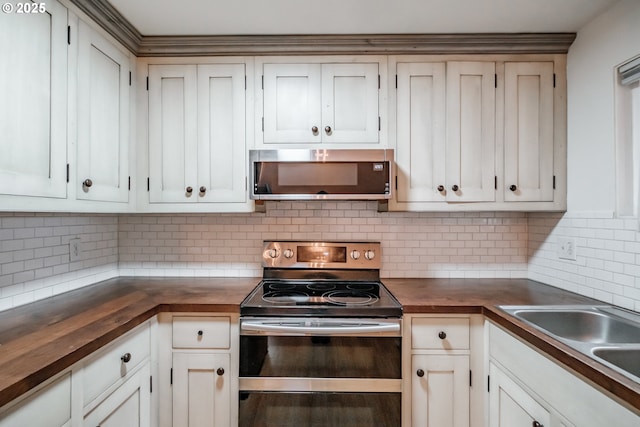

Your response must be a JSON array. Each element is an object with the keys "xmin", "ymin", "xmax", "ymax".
[
  {"xmin": 512, "ymin": 308, "xmax": 640, "ymax": 344},
  {"xmin": 499, "ymin": 305, "xmax": 640, "ymax": 383},
  {"xmin": 592, "ymin": 347, "xmax": 640, "ymax": 379}
]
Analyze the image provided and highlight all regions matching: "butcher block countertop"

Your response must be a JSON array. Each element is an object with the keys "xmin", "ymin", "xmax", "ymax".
[{"xmin": 0, "ymin": 276, "xmax": 639, "ymax": 414}]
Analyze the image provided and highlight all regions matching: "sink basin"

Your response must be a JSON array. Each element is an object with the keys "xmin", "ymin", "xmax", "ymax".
[
  {"xmin": 592, "ymin": 348, "xmax": 640, "ymax": 380},
  {"xmin": 499, "ymin": 305, "xmax": 640, "ymax": 383},
  {"xmin": 514, "ymin": 309, "xmax": 640, "ymax": 344}
]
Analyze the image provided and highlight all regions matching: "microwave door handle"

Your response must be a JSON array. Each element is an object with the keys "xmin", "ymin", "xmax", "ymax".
[{"xmin": 241, "ymin": 321, "xmax": 400, "ymax": 334}]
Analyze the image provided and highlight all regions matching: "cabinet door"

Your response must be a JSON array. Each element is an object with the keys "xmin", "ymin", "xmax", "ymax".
[
  {"xmin": 83, "ymin": 363, "xmax": 151, "ymax": 427},
  {"xmin": 263, "ymin": 63, "xmax": 322, "ymax": 143},
  {"xmin": 396, "ymin": 62, "xmax": 446, "ymax": 203},
  {"xmin": 77, "ymin": 22, "xmax": 130, "ymax": 203},
  {"xmin": 412, "ymin": 355, "xmax": 469, "ymax": 427},
  {"xmin": 197, "ymin": 64, "xmax": 246, "ymax": 203},
  {"xmin": 504, "ymin": 62, "xmax": 555, "ymax": 202},
  {"xmin": 0, "ymin": 0, "xmax": 67, "ymax": 198},
  {"xmin": 148, "ymin": 65, "xmax": 198, "ymax": 203},
  {"xmin": 173, "ymin": 353, "xmax": 230, "ymax": 427},
  {"xmin": 446, "ymin": 62, "xmax": 496, "ymax": 202},
  {"xmin": 488, "ymin": 363, "xmax": 550, "ymax": 427},
  {"xmin": 321, "ymin": 63, "xmax": 379, "ymax": 143},
  {"xmin": 0, "ymin": 372, "xmax": 71, "ymax": 427}
]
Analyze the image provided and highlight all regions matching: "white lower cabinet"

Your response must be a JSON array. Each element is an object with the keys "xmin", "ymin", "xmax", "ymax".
[
  {"xmin": 412, "ymin": 354, "xmax": 470, "ymax": 427},
  {"xmin": 488, "ymin": 322, "xmax": 638, "ymax": 427},
  {"xmin": 0, "ymin": 321, "xmax": 153, "ymax": 427},
  {"xmin": 83, "ymin": 362, "xmax": 151, "ymax": 427},
  {"xmin": 157, "ymin": 313, "xmax": 239, "ymax": 427},
  {"xmin": 488, "ymin": 362, "xmax": 553, "ymax": 427},
  {"xmin": 172, "ymin": 353, "xmax": 231, "ymax": 427},
  {"xmin": 404, "ymin": 315, "xmax": 484, "ymax": 427},
  {"xmin": 0, "ymin": 372, "xmax": 72, "ymax": 427}
]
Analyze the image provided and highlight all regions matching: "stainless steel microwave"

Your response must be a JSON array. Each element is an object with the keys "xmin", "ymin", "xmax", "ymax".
[{"xmin": 249, "ymin": 149, "xmax": 394, "ymax": 200}]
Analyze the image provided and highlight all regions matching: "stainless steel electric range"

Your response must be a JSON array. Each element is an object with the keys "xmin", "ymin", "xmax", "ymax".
[{"xmin": 239, "ymin": 241, "xmax": 402, "ymax": 427}]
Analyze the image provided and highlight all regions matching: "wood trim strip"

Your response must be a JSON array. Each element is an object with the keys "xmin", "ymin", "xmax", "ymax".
[{"xmin": 68, "ymin": 1, "xmax": 576, "ymax": 56}]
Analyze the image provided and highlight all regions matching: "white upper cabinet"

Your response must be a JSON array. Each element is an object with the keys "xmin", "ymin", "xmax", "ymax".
[
  {"xmin": 503, "ymin": 61, "xmax": 555, "ymax": 202},
  {"xmin": 148, "ymin": 64, "xmax": 199, "ymax": 203},
  {"xmin": 391, "ymin": 55, "xmax": 566, "ymax": 211},
  {"xmin": 259, "ymin": 58, "xmax": 383, "ymax": 147},
  {"xmin": 0, "ymin": 0, "xmax": 67, "ymax": 199},
  {"xmin": 147, "ymin": 62, "xmax": 249, "ymax": 209},
  {"xmin": 77, "ymin": 21, "xmax": 131, "ymax": 203},
  {"xmin": 197, "ymin": 64, "xmax": 247, "ymax": 203},
  {"xmin": 446, "ymin": 61, "xmax": 496, "ymax": 203},
  {"xmin": 395, "ymin": 62, "xmax": 446, "ymax": 204}
]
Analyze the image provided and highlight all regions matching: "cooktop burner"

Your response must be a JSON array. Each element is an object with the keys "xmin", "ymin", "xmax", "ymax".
[
  {"xmin": 241, "ymin": 241, "xmax": 403, "ymax": 318},
  {"xmin": 242, "ymin": 278, "xmax": 401, "ymax": 318}
]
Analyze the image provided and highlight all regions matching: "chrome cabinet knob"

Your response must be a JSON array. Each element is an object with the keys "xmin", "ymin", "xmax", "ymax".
[
  {"xmin": 197, "ymin": 330, "xmax": 203, "ymax": 337},
  {"xmin": 438, "ymin": 331, "xmax": 447, "ymax": 340},
  {"xmin": 325, "ymin": 126, "xmax": 332, "ymax": 134},
  {"xmin": 121, "ymin": 353, "xmax": 132, "ymax": 363},
  {"xmin": 451, "ymin": 184, "xmax": 459, "ymax": 192},
  {"xmin": 217, "ymin": 367, "xmax": 225, "ymax": 376},
  {"xmin": 83, "ymin": 179, "xmax": 93, "ymax": 188},
  {"xmin": 416, "ymin": 369, "xmax": 425, "ymax": 377},
  {"xmin": 532, "ymin": 422, "xmax": 543, "ymax": 427},
  {"xmin": 199, "ymin": 186, "xmax": 207, "ymax": 195},
  {"xmin": 437, "ymin": 185, "xmax": 445, "ymax": 192},
  {"xmin": 510, "ymin": 185, "xmax": 517, "ymax": 192},
  {"xmin": 312, "ymin": 126, "xmax": 319, "ymax": 133},
  {"xmin": 186, "ymin": 186, "xmax": 193, "ymax": 195}
]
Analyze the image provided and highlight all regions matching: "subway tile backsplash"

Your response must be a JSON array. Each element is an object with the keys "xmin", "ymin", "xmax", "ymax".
[
  {"xmin": 2, "ymin": 204, "xmax": 640, "ymax": 312},
  {"xmin": 118, "ymin": 202, "xmax": 528, "ymax": 279},
  {"xmin": 0, "ymin": 213, "xmax": 119, "ymax": 310}
]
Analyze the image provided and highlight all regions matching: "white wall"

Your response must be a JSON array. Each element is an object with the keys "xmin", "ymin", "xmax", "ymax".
[{"xmin": 528, "ymin": 0, "xmax": 640, "ymax": 312}]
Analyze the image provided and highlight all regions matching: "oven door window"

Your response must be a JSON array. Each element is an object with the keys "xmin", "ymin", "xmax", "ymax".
[
  {"xmin": 240, "ymin": 336, "xmax": 401, "ymax": 378},
  {"xmin": 239, "ymin": 392, "xmax": 401, "ymax": 427}
]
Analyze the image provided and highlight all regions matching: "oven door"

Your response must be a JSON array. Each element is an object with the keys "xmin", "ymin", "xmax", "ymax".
[{"xmin": 239, "ymin": 317, "xmax": 402, "ymax": 427}]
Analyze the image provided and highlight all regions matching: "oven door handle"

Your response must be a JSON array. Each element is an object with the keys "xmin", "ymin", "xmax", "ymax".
[{"xmin": 241, "ymin": 320, "xmax": 400, "ymax": 335}]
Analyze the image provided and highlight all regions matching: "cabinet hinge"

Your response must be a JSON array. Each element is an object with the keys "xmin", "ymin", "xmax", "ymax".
[
  {"xmin": 395, "ymin": 176, "xmax": 398, "ymax": 191},
  {"xmin": 245, "ymin": 75, "xmax": 247, "ymax": 90},
  {"xmin": 261, "ymin": 75, "xmax": 264, "ymax": 90},
  {"xmin": 146, "ymin": 76, "xmax": 149, "ymax": 91},
  {"xmin": 470, "ymin": 370, "xmax": 472, "ymax": 387},
  {"xmin": 67, "ymin": 26, "xmax": 71, "ymax": 45},
  {"xmin": 262, "ymin": 117, "xmax": 264, "ymax": 132},
  {"xmin": 553, "ymin": 175, "xmax": 556, "ymax": 190},
  {"xmin": 170, "ymin": 368, "xmax": 173, "ymax": 385},
  {"xmin": 245, "ymin": 176, "xmax": 248, "ymax": 191},
  {"xmin": 128, "ymin": 176, "xmax": 131, "ymax": 191},
  {"xmin": 487, "ymin": 375, "xmax": 490, "ymax": 392},
  {"xmin": 150, "ymin": 376, "xmax": 153, "ymax": 393},
  {"xmin": 495, "ymin": 176, "xmax": 497, "ymax": 190},
  {"xmin": 378, "ymin": 74, "xmax": 381, "ymax": 89},
  {"xmin": 378, "ymin": 116, "xmax": 381, "ymax": 131},
  {"xmin": 129, "ymin": 71, "xmax": 132, "ymax": 86},
  {"xmin": 494, "ymin": 74, "xmax": 498, "ymax": 88},
  {"xmin": 395, "ymin": 74, "xmax": 398, "ymax": 89},
  {"xmin": 147, "ymin": 177, "xmax": 150, "ymax": 192},
  {"xmin": 553, "ymin": 73, "xmax": 556, "ymax": 88},
  {"xmin": 66, "ymin": 164, "xmax": 70, "ymax": 183}
]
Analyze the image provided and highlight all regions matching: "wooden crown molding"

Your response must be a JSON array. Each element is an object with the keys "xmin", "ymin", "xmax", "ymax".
[{"xmin": 70, "ymin": 0, "xmax": 576, "ymax": 56}]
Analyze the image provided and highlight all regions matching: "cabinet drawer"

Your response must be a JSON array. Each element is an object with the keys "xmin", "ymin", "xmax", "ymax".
[
  {"xmin": 0, "ymin": 373, "xmax": 71, "ymax": 427},
  {"xmin": 411, "ymin": 317, "xmax": 470, "ymax": 350},
  {"xmin": 83, "ymin": 323, "xmax": 150, "ymax": 406},
  {"xmin": 172, "ymin": 316, "xmax": 230, "ymax": 349}
]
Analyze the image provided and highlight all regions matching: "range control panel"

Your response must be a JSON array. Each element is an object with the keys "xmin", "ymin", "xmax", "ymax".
[{"xmin": 262, "ymin": 241, "xmax": 381, "ymax": 269}]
